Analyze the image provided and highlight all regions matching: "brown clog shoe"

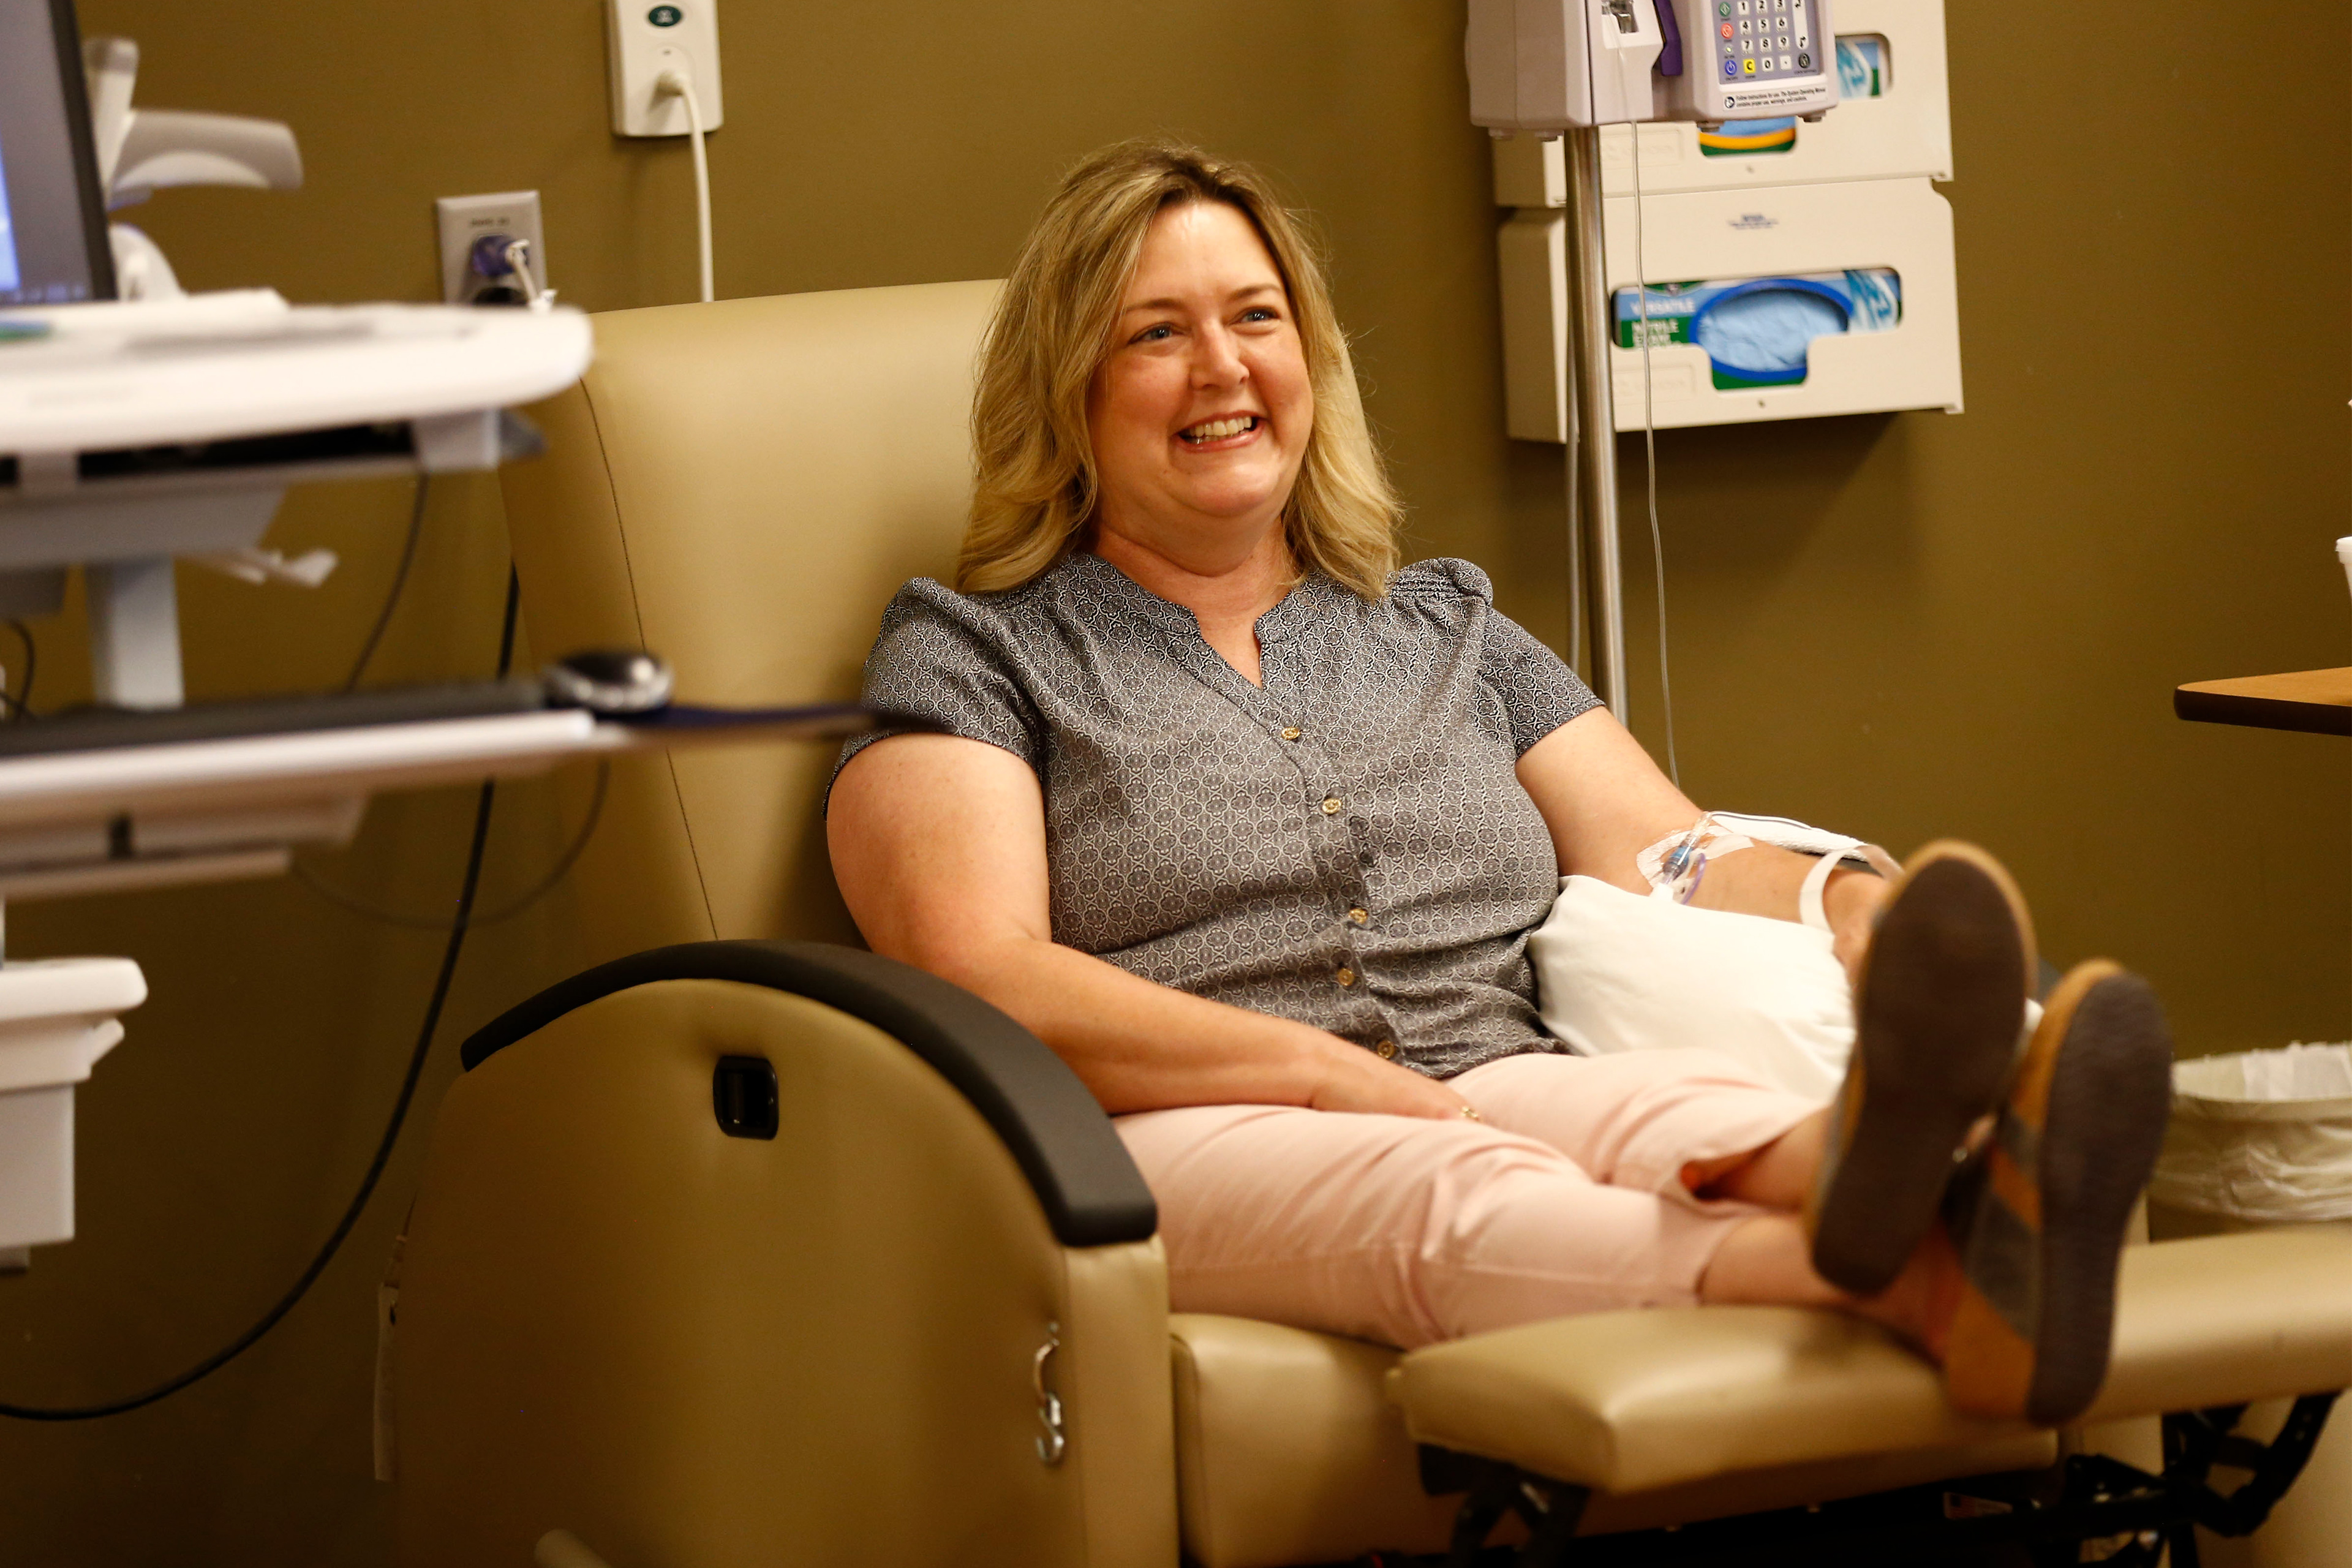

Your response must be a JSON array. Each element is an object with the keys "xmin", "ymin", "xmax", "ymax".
[
  {"xmin": 1941, "ymin": 961, "xmax": 2174, "ymax": 1425},
  {"xmin": 1807, "ymin": 841, "xmax": 2037, "ymax": 1295}
]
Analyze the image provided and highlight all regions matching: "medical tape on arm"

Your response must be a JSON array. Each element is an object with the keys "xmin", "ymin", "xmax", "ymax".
[
  {"xmin": 1637, "ymin": 812, "xmax": 1899, "ymax": 909},
  {"xmin": 1635, "ymin": 813, "xmax": 1755, "ymax": 904}
]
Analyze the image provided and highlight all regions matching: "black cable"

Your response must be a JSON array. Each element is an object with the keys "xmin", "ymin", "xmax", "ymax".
[
  {"xmin": 0, "ymin": 570, "xmax": 522, "ymax": 1422},
  {"xmin": 292, "ymin": 758, "xmax": 608, "ymax": 930},
  {"xmin": 7, "ymin": 619, "xmax": 35, "ymax": 719},
  {"xmin": 342, "ymin": 475, "xmax": 431, "ymax": 692},
  {"xmin": 304, "ymin": 509, "xmax": 608, "ymax": 929}
]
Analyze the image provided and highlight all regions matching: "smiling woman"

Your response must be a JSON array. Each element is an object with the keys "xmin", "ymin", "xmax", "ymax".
[
  {"xmin": 1083, "ymin": 202, "xmax": 1318, "ymax": 685},
  {"xmin": 959, "ymin": 141, "xmax": 1399, "ymax": 602},
  {"xmin": 816, "ymin": 140, "xmax": 2174, "ymax": 1420}
]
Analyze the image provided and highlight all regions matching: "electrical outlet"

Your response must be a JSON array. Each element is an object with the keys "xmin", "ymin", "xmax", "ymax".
[
  {"xmin": 606, "ymin": 0, "xmax": 724, "ymax": 138},
  {"xmin": 434, "ymin": 190, "xmax": 545, "ymax": 306}
]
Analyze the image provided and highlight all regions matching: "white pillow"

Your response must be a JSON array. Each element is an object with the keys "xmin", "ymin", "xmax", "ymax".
[
  {"xmin": 1529, "ymin": 820, "xmax": 2041, "ymax": 1102},
  {"xmin": 1528, "ymin": 815, "xmax": 1874, "ymax": 1101},
  {"xmin": 1529, "ymin": 874, "xmax": 1853, "ymax": 1101}
]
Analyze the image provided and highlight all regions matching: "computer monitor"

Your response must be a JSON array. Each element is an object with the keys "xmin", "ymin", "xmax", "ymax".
[{"xmin": 0, "ymin": 0, "xmax": 116, "ymax": 306}]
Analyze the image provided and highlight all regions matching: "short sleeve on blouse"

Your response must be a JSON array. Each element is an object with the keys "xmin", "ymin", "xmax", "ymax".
[
  {"xmin": 1478, "ymin": 600, "xmax": 1604, "ymax": 756},
  {"xmin": 1392, "ymin": 559, "xmax": 1602, "ymax": 755},
  {"xmin": 834, "ymin": 579, "xmax": 1046, "ymax": 780}
]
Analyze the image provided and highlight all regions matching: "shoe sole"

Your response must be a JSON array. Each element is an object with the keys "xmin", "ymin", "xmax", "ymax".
[
  {"xmin": 1809, "ymin": 842, "xmax": 2036, "ymax": 1296},
  {"xmin": 2021, "ymin": 963, "xmax": 2174, "ymax": 1425}
]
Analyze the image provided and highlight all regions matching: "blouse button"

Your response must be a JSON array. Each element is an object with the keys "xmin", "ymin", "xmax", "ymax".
[
  {"xmin": 1346, "ymin": 907, "xmax": 1369, "ymax": 925},
  {"xmin": 1281, "ymin": 726, "xmax": 1303, "ymax": 741},
  {"xmin": 1321, "ymin": 796, "xmax": 1343, "ymax": 816},
  {"xmin": 1376, "ymin": 1039, "xmax": 1397, "ymax": 1059},
  {"xmin": 1335, "ymin": 967, "xmax": 1357, "ymax": 987}
]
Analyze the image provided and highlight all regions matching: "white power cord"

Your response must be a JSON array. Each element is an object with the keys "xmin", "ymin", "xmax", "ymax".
[
  {"xmin": 654, "ymin": 66, "xmax": 715, "ymax": 304},
  {"xmin": 500, "ymin": 238, "xmax": 556, "ymax": 314}
]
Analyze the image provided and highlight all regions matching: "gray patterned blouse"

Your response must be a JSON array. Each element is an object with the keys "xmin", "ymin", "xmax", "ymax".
[{"xmin": 837, "ymin": 552, "xmax": 1602, "ymax": 1079}]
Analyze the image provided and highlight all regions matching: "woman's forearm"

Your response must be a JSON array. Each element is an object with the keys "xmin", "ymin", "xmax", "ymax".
[
  {"xmin": 1514, "ymin": 715, "xmax": 1885, "ymax": 972},
  {"xmin": 955, "ymin": 936, "xmax": 1327, "ymax": 1111},
  {"xmin": 1684, "ymin": 842, "xmax": 1825, "ymax": 921},
  {"xmin": 1691, "ymin": 846, "xmax": 1887, "ymax": 979},
  {"xmin": 913, "ymin": 932, "xmax": 1461, "ymax": 1117}
]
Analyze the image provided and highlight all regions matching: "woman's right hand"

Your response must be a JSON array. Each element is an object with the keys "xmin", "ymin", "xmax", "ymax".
[{"xmin": 1304, "ymin": 1035, "xmax": 1477, "ymax": 1121}]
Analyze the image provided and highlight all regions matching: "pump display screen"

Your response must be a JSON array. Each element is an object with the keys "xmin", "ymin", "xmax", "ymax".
[
  {"xmin": 0, "ymin": 0, "xmax": 115, "ymax": 306},
  {"xmin": 1709, "ymin": 0, "xmax": 1823, "ymax": 81}
]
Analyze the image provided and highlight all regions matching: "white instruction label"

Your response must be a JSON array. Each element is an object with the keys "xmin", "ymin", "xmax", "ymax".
[{"xmin": 1724, "ymin": 85, "xmax": 1825, "ymax": 111}]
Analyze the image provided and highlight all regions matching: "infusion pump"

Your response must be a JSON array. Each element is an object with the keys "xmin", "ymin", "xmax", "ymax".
[{"xmin": 1467, "ymin": 0, "xmax": 1837, "ymax": 132}]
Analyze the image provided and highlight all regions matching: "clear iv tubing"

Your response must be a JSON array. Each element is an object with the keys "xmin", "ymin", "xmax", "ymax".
[
  {"xmin": 1563, "ymin": 182, "xmax": 1583, "ymax": 682},
  {"xmin": 1629, "ymin": 123, "xmax": 1680, "ymax": 786}
]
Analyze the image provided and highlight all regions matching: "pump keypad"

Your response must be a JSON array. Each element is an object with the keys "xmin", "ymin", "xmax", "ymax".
[{"xmin": 1714, "ymin": 0, "xmax": 1820, "ymax": 81}]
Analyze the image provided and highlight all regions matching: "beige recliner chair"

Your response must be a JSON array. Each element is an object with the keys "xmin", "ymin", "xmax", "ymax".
[{"xmin": 390, "ymin": 281, "xmax": 2352, "ymax": 1568}]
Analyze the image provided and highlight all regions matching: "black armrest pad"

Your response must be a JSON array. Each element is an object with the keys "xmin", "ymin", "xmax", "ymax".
[{"xmin": 460, "ymin": 940, "xmax": 1157, "ymax": 1248}]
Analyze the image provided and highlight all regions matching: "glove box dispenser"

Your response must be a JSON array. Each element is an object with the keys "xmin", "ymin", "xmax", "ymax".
[{"xmin": 1497, "ymin": 176, "xmax": 1962, "ymax": 437}]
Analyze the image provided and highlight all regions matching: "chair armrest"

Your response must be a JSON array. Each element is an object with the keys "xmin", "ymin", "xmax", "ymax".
[{"xmin": 459, "ymin": 938, "xmax": 1156, "ymax": 1248}]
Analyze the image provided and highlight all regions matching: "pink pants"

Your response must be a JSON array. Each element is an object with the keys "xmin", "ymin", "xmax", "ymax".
[{"xmin": 1115, "ymin": 1048, "xmax": 1820, "ymax": 1349}]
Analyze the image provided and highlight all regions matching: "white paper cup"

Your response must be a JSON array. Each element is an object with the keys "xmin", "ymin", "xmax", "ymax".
[{"xmin": 2338, "ymin": 537, "xmax": 2352, "ymax": 606}]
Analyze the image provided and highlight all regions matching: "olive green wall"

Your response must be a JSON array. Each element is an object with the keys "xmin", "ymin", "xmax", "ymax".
[{"xmin": 1, "ymin": 1, "xmax": 2344, "ymax": 1562}]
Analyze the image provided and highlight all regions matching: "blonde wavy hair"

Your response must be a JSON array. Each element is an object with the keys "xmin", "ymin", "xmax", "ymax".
[{"xmin": 959, "ymin": 140, "xmax": 1403, "ymax": 599}]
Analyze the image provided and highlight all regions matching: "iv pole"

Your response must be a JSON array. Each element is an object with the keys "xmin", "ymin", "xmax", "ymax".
[{"xmin": 1563, "ymin": 126, "xmax": 1627, "ymax": 720}]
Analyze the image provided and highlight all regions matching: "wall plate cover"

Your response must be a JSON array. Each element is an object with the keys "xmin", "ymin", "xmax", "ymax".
[
  {"xmin": 435, "ymin": 191, "xmax": 545, "ymax": 305},
  {"xmin": 606, "ymin": 0, "xmax": 725, "ymax": 137}
]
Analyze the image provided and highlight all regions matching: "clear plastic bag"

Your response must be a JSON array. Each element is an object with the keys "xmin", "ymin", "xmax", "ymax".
[{"xmin": 2146, "ymin": 1044, "xmax": 2352, "ymax": 1224}]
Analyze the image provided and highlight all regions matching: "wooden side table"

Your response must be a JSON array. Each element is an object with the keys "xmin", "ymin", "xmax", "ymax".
[{"xmin": 2174, "ymin": 669, "xmax": 2352, "ymax": 737}]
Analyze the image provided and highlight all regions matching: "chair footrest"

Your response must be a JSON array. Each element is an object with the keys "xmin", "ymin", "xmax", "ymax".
[{"xmin": 1389, "ymin": 1227, "xmax": 2352, "ymax": 1496}]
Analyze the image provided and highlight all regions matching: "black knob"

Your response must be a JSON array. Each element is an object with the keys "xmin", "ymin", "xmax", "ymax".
[{"xmin": 544, "ymin": 649, "xmax": 674, "ymax": 715}]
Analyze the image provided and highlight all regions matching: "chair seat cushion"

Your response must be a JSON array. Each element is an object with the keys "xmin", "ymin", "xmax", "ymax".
[
  {"xmin": 1390, "ymin": 1228, "xmax": 2352, "ymax": 1497},
  {"xmin": 1169, "ymin": 1314, "xmax": 2054, "ymax": 1568}
]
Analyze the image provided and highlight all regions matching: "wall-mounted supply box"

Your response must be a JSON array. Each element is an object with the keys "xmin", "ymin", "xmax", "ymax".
[
  {"xmin": 1492, "ymin": 0, "xmax": 1950, "ymax": 206},
  {"xmin": 1498, "ymin": 176, "xmax": 1962, "ymax": 437}
]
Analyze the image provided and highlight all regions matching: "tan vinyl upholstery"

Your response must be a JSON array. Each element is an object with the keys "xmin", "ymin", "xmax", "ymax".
[
  {"xmin": 2084, "ymin": 1226, "xmax": 2352, "ymax": 1422},
  {"xmin": 1169, "ymin": 1316, "xmax": 1461, "ymax": 1568},
  {"xmin": 398, "ymin": 980, "xmax": 1171, "ymax": 1568},
  {"xmin": 497, "ymin": 281, "xmax": 1003, "ymax": 959},
  {"xmin": 1169, "ymin": 1313, "xmax": 2052, "ymax": 1568},
  {"xmin": 1390, "ymin": 1227, "xmax": 2352, "ymax": 1498}
]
